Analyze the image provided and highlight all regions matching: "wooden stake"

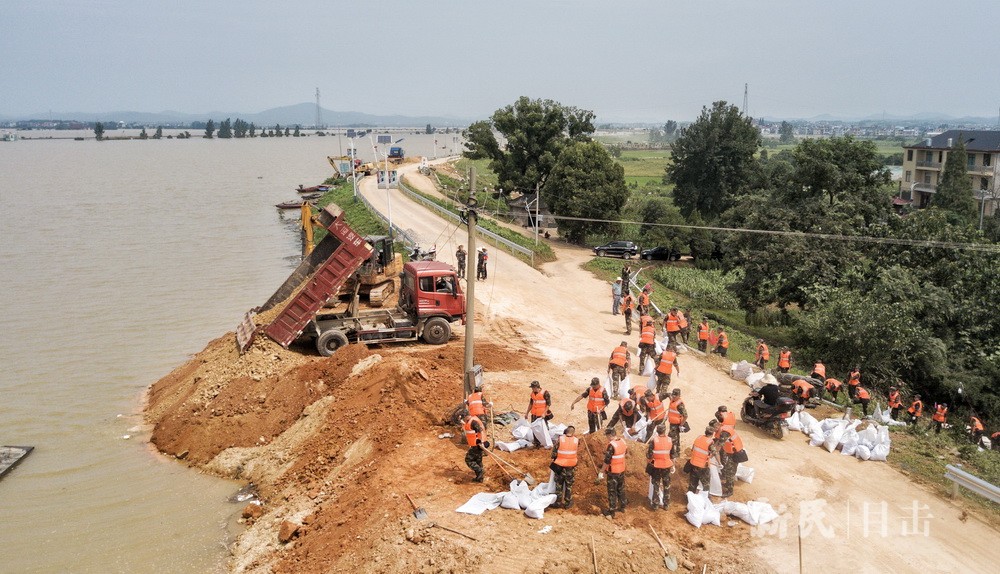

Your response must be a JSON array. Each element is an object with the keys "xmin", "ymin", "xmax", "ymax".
[
  {"xmin": 590, "ymin": 535, "xmax": 598, "ymax": 574},
  {"xmin": 798, "ymin": 523, "xmax": 803, "ymax": 574}
]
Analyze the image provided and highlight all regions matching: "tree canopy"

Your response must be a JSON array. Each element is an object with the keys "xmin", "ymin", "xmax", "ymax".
[
  {"xmin": 934, "ymin": 137, "xmax": 977, "ymax": 222},
  {"xmin": 543, "ymin": 140, "xmax": 627, "ymax": 244}
]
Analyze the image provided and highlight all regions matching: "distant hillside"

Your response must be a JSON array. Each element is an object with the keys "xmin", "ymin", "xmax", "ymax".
[{"xmin": 2, "ymin": 103, "xmax": 473, "ymax": 127}]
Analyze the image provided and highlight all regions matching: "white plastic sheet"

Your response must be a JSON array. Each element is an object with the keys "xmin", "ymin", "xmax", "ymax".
[{"xmin": 456, "ymin": 492, "xmax": 504, "ymax": 515}]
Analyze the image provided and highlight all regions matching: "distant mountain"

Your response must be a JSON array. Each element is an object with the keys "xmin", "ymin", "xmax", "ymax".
[
  {"xmin": 760, "ymin": 112, "xmax": 996, "ymax": 124},
  {"xmin": 2, "ymin": 103, "xmax": 473, "ymax": 127}
]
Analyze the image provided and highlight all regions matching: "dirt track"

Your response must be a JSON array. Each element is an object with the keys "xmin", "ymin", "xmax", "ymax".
[{"xmin": 143, "ymin": 160, "xmax": 999, "ymax": 573}]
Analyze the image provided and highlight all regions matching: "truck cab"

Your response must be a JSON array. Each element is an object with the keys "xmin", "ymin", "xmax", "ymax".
[
  {"xmin": 400, "ymin": 261, "xmax": 465, "ymax": 321},
  {"xmin": 388, "ymin": 146, "xmax": 405, "ymax": 162}
]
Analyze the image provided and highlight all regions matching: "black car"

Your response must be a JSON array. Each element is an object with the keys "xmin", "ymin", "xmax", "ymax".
[
  {"xmin": 640, "ymin": 246, "xmax": 681, "ymax": 261},
  {"xmin": 592, "ymin": 240, "xmax": 639, "ymax": 258}
]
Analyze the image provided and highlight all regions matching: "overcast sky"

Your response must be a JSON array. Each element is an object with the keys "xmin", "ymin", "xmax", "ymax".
[{"xmin": 3, "ymin": 0, "xmax": 998, "ymax": 122}]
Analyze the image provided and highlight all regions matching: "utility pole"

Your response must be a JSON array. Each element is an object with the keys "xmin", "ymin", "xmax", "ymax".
[
  {"xmin": 315, "ymin": 87, "xmax": 322, "ymax": 129},
  {"xmin": 463, "ymin": 167, "xmax": 478, "ymax": 397},
  {"xmin": 742, "ymin": 83, "xmax": 748, "ymax": 117},
  {"xmin": 534, "ymin": 182, "xmax": 540, "ymax": 245}
]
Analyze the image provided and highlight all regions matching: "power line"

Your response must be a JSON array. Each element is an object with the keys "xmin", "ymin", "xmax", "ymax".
[{"xmin": 544, "ymin": 214, "xmax": 1000, "ymax": 254}]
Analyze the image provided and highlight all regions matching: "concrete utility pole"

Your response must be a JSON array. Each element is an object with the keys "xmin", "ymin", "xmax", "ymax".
[{"xmin": 463, "ymin": 167, "xmax": 477, "ymax": 397}]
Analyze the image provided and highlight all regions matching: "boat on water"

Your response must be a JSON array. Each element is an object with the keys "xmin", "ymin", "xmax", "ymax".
[
  {"xmin": 0, "ymin": 445, "xmax": 34, "ymax": 480},
  {"xmin": 275, "ymin": 200, "xmax": 315, "ymax": 209},
  {"xmin": 300, "ymin": 192, "xmax": 323, "ymax": 200},
  {"xmin": 296, "ymin": 184, "xmax": 330, "ymax": 193}
]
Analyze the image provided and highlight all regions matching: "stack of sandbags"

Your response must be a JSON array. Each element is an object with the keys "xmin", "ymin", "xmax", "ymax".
[
  {"xmin": 730, "ymin": 361, "xmax": 754, "ymax": 381},
  {"xmin": 721, "ymin": 500, "xmax": 779, "ymax": 526},
  {"xmin": 797, "ymin": 417, "xmax": 891, "ymax": 462},
  {"xmin": 459, "ymin": 478, "xmax": 559, "ymax": 519},
  {"xmin": 685, "ymin": 491, "xmax": 722, "ymax": 528}
]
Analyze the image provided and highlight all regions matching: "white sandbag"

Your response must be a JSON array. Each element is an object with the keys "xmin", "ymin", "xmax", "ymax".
[
  {"xmin": 511, "ymin": 418, "xmax": 532, "ymax": 441},
  {"xmin": 642, "ymin": 356, "xmax": 656, "ymax": 376},
  {"xmin": 532, "ymin": 472, "xmax": 556, "ymax": 496},
  {"xmin": 824, "ymin": 423, "xmax": 846, "ymax": 453},
  {"xmin": 746, "ymin": 501, "xmax": 779, "ymax": 526},
  {"xmin": 870, "ymin": 443, "xmax": 890, "ymax": 462},
  {"xmin": 647, "ymin": 371, "xmax": 657, "ymax": 391},
  {"xmin": 708, "ymin": 460, "xmax": 723, "ymax": 497},
  {"xmin": 549, "ymin": 423, "xmax": 567, "ymax": 437},
  {"xmin": 499, "ymin": 491, "xmax": 521, "ymax": 510},
  {"xmin": 497, "ymin": 440, "xmax": 526, "ymax": 452},
  {"xmin": 786, "ymin": 411, "xmax": 802, "ymax": 432},
  {"xmin": 876, "ymin": 425, "xmax": 890, "ymax": 446},
  {"xmin": 809, "ymin": 428, "xmax": 826, "ymax": 447},
  {"xmin": 855, "ymin": 444, "xmax": 872, "ymax": 461},
  {"xmin": 820, "ymin": 418, "xmax": 842, "ymax": 432},
  {"xmin": 511, "ymin": 480, "xmax": 532, "ymax": 509},
  {"xmin": 730, "ymin": 361, "xmax": 753, "ymax": 381},
  {"xmin": 840, "ymin": 430, "xmax": 859, "ymax": 456},
  {"xmin": 722, "ymin": 501, "xmax": 755, "ymax": 525},
  {"xmin": 685, "ymin": 491, "xmax": 720, "ymax": 528},
  {"xmin": 735, "ymin": 464, "xmax": 755, "ymax": 484},
  {"xmin": 530, "ymin": 418, "xmax": 553, "ymax": 448},
  {"xmin": 647, "ymin": 478, "xmax": 665, "ymax": 506},
  {"xmin": 625, "ymin": 417, "xmax": 648, "ymax": 442},
  {"xmin": 745, "ymin": 372, "xmax": 765, "ymax": 388},
  {"xmin": 524, "ymin": 494, "xmax": 557, "ymax": 519},
  {"xmin": 857, "ymin": 426, "xmax": 878, "ymax": 448},
  {"xmin": 456, "ymin": 492, "xmax": 504, "ymax": 515},
  {"xmin": 655, "ymin": 339, "xmax": 667, "ymax": 354},
  {"xmin": 799, "ymin": 412, "xmax": 819, "ymax": 435},
  {"xmin": 703, "ymin": 500, "xmax": 722, "ymax": 526}
]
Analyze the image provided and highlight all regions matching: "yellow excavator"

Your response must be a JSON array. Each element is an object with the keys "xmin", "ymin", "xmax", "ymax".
[
  {"xmin": 327, "ymin": 155, "xmax": 376, "ymax": 178},
  {"xmin": 300, "ymin": 204, "xmax": 401, "ymax": 307}
]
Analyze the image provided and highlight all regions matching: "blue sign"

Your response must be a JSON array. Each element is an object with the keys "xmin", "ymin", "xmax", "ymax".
[{"xmin": 377, "ymin": 135, "xmax": 391, "ymax": 144}]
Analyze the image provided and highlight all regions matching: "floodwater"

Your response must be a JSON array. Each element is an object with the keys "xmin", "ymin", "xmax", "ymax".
[{"xmin": 0, "ymin": 133, "xmax": 363, "ymax": 572}]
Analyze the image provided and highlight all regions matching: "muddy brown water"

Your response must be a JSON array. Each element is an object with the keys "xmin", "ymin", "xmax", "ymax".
[{"xmin": 0, "ymin": 133, "xmax": 350, "ymax": 572}]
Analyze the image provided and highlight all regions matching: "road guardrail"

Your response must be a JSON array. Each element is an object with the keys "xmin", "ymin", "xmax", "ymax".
[{"xmin": 944, "ymin": 464, "xmax": 1000, "ymax": 503}]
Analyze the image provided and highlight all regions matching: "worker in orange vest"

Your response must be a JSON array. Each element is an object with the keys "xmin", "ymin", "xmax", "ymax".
[
  {"xmin": 640, "ymin": 389, "xmax": 669, "ymax": 442},
  {"xmin": 969, "ymin": 415, "xmax": 985, "ymax": 444},
  {"xmin": 824, "ymin": 378, "xmax": 843, "ymax": 403},
  {"xmin": 637, "ymin": 316, "xmax": 657, "ymax": 367},
  {"xmin": 991, "ymin": 431, "xmax": 1000, "ymax": 452},
  {"xmin": 932, "ymin": 402, "xmax": 948, "ymax": 434},
  {"xmin": 847, "ymin": 367, "xmax": 862, "ymax": 399},
  {"xmin": 465, "ymin": 384, "xmax": 493, "ymax": 427},
  {"xmin": 654, "ymin": 345, "xmax": 680, "ymax": 395},
  {"xmin": 713, "ymin": 328, "xmax": 729, "ymax": 357},
  {"xmin": 646, "ymin": 423, "xmax": 674, "ymax": 510},
  {"xmin": 637, "ymin": 287, "xmax": 651, "ymax": 316},
  {"xmin": 607, "ymin": 341, "xmax": 631, "ymax": 399},
  {"xmin": 853, "ymin": 385, "xmax": 872, "ymax": 417},
  {"xmin": 678, "ymin": 309, "xmax": 690, "ymax": 345},
  {"xmin": 713, "ymin": 406, "xmax": 736, "ymax": 439},
  {"xmin": 907, "ymin": 394, "xmax": 924, "ymax": 425},
  {"xmin": 667, "ymin": 388, "xmax": 688, "ymax": 458},
  {"xmin": 697, "ymin": 317, "xmax": 711, "ymax": 352},
  {"xmin": 621, "ymin": 292, "xmax": 634, "ymax": 335},
  {"xmin": 717, "ymin": 428, "xmax": 746, "ymax": 498},
  {"xmin": 608, "ymin": 398, "xmax": 641, "ymax": 435},
  {"xmin": 571, "ymin": 377, "xmax": 610, "ymax": 434},
  {"xmin": 687, "ymin": 426, "xmax": 717, "ymax": 493},
  {"xmin": 601, "ymin": 427, "xmax": 629, "ymax": 517},
  {"xmin": 462, "ymin": 411, "xmax": 489, "ymax": 482},
  {"xmin": 887, "ymin": 386, "xmax": 903, "ymax": 421},
  {"xmin": 550, "ymin": 425, "xmax": 578, "ymax": 508},
  {"xmin": 524, "ymin": 381, "xmax": 552, "ymax": 445},
  {"xmin": 754, "ymin": 339, "xmax": 770, "ymax": 369},
  {"xmin": 777, "ymin": 347, "xmax": 792, "ymax": 373},
  {"xmin": 810, "ymin": 361, "xmax": 826, "ymax": 381},
  {"xmin": 792, "ymin": 379, "xmax": 815, "ymax": 406},
  {"xmin": 664, "ymin": 308, "xmax": 681, "ymax": 345}
]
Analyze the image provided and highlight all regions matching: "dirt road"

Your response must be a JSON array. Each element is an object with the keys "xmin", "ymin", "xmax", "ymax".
[{"xmin": 360, "ymin": 164, "xmax": 1000, "ymax": 572}]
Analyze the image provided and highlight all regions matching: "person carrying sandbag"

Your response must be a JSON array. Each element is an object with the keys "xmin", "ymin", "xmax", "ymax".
[
  {"xmin": 461, "ymin": 411, "xmax": 490, "ymax": 483},
  {"xmin": 646, "ymin": 424, "xmax": 674, "ymax": 510},
  {"xmin": 602, "ymin": 427, "xmax": 629, "ymax": 517},
  {"xmin": 550, "ymin": 426, "xmax": 578, "ymax": 509},
  {"xmin": 686, "ymin": 426, "xmax": 717, "ymax": 494}
]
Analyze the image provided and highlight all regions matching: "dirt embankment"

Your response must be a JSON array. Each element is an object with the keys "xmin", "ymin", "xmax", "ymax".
[{"xmin": 145, "ymin": 328, "xmax": 764, "ymax": 574}]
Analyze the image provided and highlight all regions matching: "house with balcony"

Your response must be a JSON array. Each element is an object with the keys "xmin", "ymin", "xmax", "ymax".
[{"xmin": 899, "ymin": 130, "xmax": 999, "ymax": 217}]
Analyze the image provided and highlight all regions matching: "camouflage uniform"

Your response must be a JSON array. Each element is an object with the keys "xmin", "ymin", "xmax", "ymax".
[
  {"xmin": 604, "ymin": 443, "xmax": 627, "ymax": 513},
  {"xmin": 554, "ymin": 466, "xmax": 576, "ymax": 508},
  {"xmin": 465, "ymin": 447, "xmax": 484, "ymax": 482},
  {"xmin": 646, "ymin": 439, "xmax": 672, "ymax": 509},
  {"xmin": 655, "ymin": 371, "xmax": 671, "ymax": 395},
  {"xmin": 719, "ymin": 452, "xmax": 737, "ymax": 497},
  {"xmin": 609, "ymin": 365, "xmax": 627, "ymax": 398}
]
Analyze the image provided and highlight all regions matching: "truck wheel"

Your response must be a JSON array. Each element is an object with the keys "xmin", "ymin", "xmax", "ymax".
[
  {"xmin": 316, "ymin": 330, "xmax": 349, "ymax": 356},
  {"xmin": 421, "ymin": 317, "xmax": 451, "ymax": 345}
]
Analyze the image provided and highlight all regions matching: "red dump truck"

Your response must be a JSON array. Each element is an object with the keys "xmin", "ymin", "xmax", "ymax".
[{"xmin": 236, "ymin": 203, "xmax": 465, "ymax": 356}]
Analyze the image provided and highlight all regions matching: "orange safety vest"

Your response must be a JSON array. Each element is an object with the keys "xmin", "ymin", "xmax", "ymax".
[
  {"xmin": 757, "ymin": 343, "xmax": 770, "ymax": 361},
  {"xmin": 530, "ymin": 390, "xmax": 548, "ymax": 417},
  {"xmin": 651, "ymin": 435, "xmax": 673, "ymax": 468},
  {"xmin": 656, "ymin": 351, "xmax": 676, "ymax": 374},
  {"xmin": 587, "ymin": 386, "xmax": 607, "ymax": 413},
  {"xmin": 698, "ymin": 322, "xmax": 710, "ymax": 341},
  {"xmin": 638, "ymin": 292, "xmax": 650, "ymax": 307},
  {"xmin": 908, "ymin": 400, "xmax": 923, "ymax": 417},
  {"xmin": 677, "ymin": 312, "xmax": 688, "ymax": 329},
  {"xmin": 466, "ymin": 391, "xmax": 486, "ymax": 417},
  {"xmin": 971, "ymin": 417, "xmax": 984, "ymax": 432},
  {"xmin": 610, "ymin": 345, "xmax": 628, "ymax": 367},
  {"xmin": 690, "ymin": 435, "xmax": 712, "ymax": 468},
  {"xmin": 714, "ymin": 423, "xmax": 735, "ymax": 439},
  {"xmin": 554, "ymin": 435, "xmax": 579, "ymax": 468},
  {"xmin": 722, "ymin": 431, "xmax": 744, "ymax": 455},
  {"xmin": 639, "ymin": 314, "xmax": 653, "ymax": 327},
  {"xmin": 640, "ymin": 323, "xmax": 656, "ymax": 345},
  {"xmin": 665, "ymin": 314, "xmax": 680, "ymax": 333},
  {"xmin": 668, "ymin": 397, "xmax": 685, "ymax": 424},
  {"xmin": 621, "ymin": 295, "xmax": 634, "ymax": 313},
  {"xmin": 646, "ymin": 395, "xmax": 666, "ymax": 422},
  {"xmin": 778, "ymin": 351, "xmax": 791, "ymax": 369},
  {"xmin": 630, "ymin": 385, "xmax": 646, "ymax": 400},
  {"xmin": 792, "ymin": 379, "xmax": 812, "ymax": 398},
  {"xmin": 857, "ymin": 387, "xmax": 870, "ymax": 400},
  {"xmin": 848, "ymin": 370, "xmax": 861, "ymax": 386},
  {"xmin": 620, "ymin": 399, "xmax": 636, "ymax": 416},
  {"xmin": 718, "ymin": 332, "xmax": 729, "ymax": 348},
  {"xmin": 721, "ymin": 411, "xmax": 736, "ymax": 427},
  {"xmin": 464, "ymin": 416, "xmax": 484, "ymax": 447},
  {"xmin": 812, "ymin": 362, "xmax": 826, "ymax": 378},
  {"xmin": 609, "ymin": 439, "xmax": 627, "ymax": 474},
  {"xmin": 825, "ymin": 378, "xmax": 843, "ymax": 392},
  {"xmin": 932, "ymin": 405, "xmax": 947, "ymax": 423},
  {"xmin": 888, "ymin": 391, "xmax": 902, "ymax": 409}
]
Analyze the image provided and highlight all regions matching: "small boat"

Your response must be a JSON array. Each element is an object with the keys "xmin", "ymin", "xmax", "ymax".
[
  {"xmin": 276, "ymin": 200, "xmax": 315, "ymax": 209},
  {"xmin": 0, "ymin": 445, "xmax": 34, "ymax": 480},
  {"xmin": 296, "ymin": 184, "xmax": 331, "ymax": 194},
  {"xmin": 300, "ymin": 192, "xmax": 323, "ymax": 200}
]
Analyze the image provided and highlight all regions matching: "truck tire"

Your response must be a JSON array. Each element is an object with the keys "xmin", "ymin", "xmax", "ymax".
[
  {"xmin": 316, "ymin": 329, "xmax": 349, "ymax": 356},
  {"xmin": 421, "ymin": 317, "xmax": 451, "ymax": 345}
]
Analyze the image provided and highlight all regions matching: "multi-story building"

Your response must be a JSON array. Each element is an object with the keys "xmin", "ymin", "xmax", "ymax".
[{"xmin": 900, "ymin": 130, "xmax": 999, "ymax": 217}]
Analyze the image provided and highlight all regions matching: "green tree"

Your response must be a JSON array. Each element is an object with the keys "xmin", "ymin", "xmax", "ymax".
[
  {"xmin": 139, "ymin": 128, "xmax": 148, "ymax": 139},
  {"xmin": 249, "ymin": 123, "xmax": 256, "ymax": 137},
  {"xmin": 204, "ymin": 119, "xmax": 216, "ymax": 139},
  {"xmin": 665, "ymin": 101, "xmax": 761, "ymax": 219},
  {"xmin": 664, "ymin": 120, "xmax": 678, "ymax": 141},
  {"xmin": 639, "ymin": 198, "xmax": 687, "ymax": 254},
  {"xmin": 94, "ymin": 122, "xmax": 105, "ymax": 141},
  {"xmin": 293, "ymin": 125, "xmax": 301, "ymax": 137},
  {"xmin": 274, "ymin": 124, "xmax": 282, "ymax": 137},
  {"xmin": 217, "ymin": 118, "xmax": 232, "ymax": 139},
  {"xmin": 462, "ymin": 96, "xmax": 595, "ymax": 194},
  {"xmin": 425, "ymin": 124, "xmax": 435, "ymax": 134},
  {"xmin": 934, "ymin": 136, "xmax": 977, "ymax": 221},
  {"xmin": 153, "ymin": 126, "xmax": 163, "ymax": 139},
  {"xmin": 543, "ymin": 140, "xmax": 628, "ymax": 244},
  {"xmin": 791, "ymin": 136, "xmax": 890, "ymax": 209},
  {"xmin": 779, "ymin": 121, "xmax": 795, "ymax": 144}
]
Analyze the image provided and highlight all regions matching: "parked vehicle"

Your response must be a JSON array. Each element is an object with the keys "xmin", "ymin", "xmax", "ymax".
[
  {"xmin": 592, "ymin": 240, "xmax": 639, "ymax": 259},
  {"xmin": 641, "ymin": 246, "xmax": 681, "ymax": 261},
  {"xmin": 740, "ymin": 391, "xmax": 796, "ymax": 439}
]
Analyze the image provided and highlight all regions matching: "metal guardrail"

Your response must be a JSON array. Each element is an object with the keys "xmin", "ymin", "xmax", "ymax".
[
  {"xmin": 396, "ymin": 181, "xmax": 535, "ymax": 265},
  {"xmin": 944, "ymin": 464, "xmax": 1000, "ymax": 503},
  {"xmin": 354, "ymin": 188, "xmax": 419, "ymax": 248}
]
